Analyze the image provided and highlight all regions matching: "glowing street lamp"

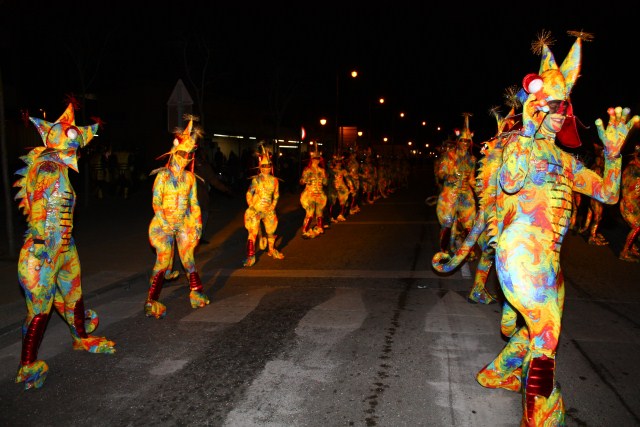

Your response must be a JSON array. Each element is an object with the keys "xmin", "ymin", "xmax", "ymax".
[{"xmin": 336, "ymin": 69, "xmax": 358, "ymax": 153}]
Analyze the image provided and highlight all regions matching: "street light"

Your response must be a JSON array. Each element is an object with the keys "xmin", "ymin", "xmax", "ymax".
[
  {"xmin": 320, "ymin": 118, "xmax": 327, "ymax": 151},
  {"xmin": 336, "ymin": 69, "xmax": 358, "ymax": 154}
]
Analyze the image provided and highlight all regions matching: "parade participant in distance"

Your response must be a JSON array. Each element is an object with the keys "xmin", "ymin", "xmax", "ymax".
[
  {"xmin": 619, "ymin": 143, "xmax": 640, "ymax": 261},
  {"xmin": 578, "ymin": 143, "xmax": 609, "ymax": 245},
  {"xmin": 327, "ymin": 153, "xmax": 353, "ymax": 223},
  {"xmin": 435, "ymin": 113, "xmax": 477, "ymax": 255},
  {"xmin": 145, "ymin": 116, "xmax": 209, "ymax": 319},
  {"xmin": 299, "ymin": 146, "xmax": 328, "ymax": 239},
  {"xmin": 243, "ymin": 145, "xmax": 284, "ymax": 266}
]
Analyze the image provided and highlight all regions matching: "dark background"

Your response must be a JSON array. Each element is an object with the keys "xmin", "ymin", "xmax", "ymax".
[{"xmin": 2, "ymin": 1, "xmax": 640, "ymax": 158}]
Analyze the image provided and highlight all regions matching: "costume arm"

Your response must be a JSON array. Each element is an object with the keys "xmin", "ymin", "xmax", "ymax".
[
  {"xmin": 300, "ymin": 169, "xmax": 309, "ymax": 185},
  {"xmin": 246, "ymin": 178, "xmax": 256, "ymax": 206},
  {"xmin": 271, "ymin": 178, "xmax": 280, "ymax": 211},
  {"xmin": 437, "ymin": 151, "xmax": 456, "ymax": 183},
  {"xmin": 189, "ymin": 175, "xmax": 202, "ymax": 239},
  {"xmin": 28, "ymin": 162, "xmax": 62, "ymax": 262},
  {"xmin": 151, "ymin": 173, "xmax": 171, "ymax": 231},
  {"xmin": 575, "ymin": 107, "xmax": 640, "ymax": 203},
  {"xmin": 499, "ymin": 134, "xmax": 531, "ymax": 194},
  {"xmin": 467, "ymin": 158, "xmax": 477, "ymax": 193}
]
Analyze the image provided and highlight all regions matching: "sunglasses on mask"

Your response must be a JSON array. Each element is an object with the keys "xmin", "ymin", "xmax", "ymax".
[{"xmin": 546, "ymin": 100, "xmax": 570, "ymax": 115}]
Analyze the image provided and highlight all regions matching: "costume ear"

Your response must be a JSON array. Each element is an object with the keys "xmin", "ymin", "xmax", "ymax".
[
  {"xmin": 559, "ymin": 37, "xmax": 581, "ymax": 96},
  {"xmin": 538, "ymin": 43, "xmax": 558, "ymax": 75}
]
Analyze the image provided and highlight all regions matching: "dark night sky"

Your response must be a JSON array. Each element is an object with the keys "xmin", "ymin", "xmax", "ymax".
[{"xmin": 2, "ymin": 2, "xmax": 639, "ymax": 151}]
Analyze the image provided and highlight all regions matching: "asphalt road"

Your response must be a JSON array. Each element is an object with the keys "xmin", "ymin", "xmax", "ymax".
[{"xmin": 1, "ymin": 165, "xmax": 639, "ymax": 426}]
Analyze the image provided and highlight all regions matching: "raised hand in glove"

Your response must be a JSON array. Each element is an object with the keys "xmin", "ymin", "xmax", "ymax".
[{"xmin": 596, "ymin": 106, "xmax": 640, "ymax": 159}]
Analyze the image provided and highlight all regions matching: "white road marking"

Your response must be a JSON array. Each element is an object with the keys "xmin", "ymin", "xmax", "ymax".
[{"xmin": 216, "ymin": 269, "xmax": 466, "ymax": 280}]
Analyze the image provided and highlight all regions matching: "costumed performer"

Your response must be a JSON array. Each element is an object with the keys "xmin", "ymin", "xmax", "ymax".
[
  {"xmin": 475, "ymin": 30, "xmax": 638, "ymax": 426},
  {"xmin": 435, "ymin": 113, "xmax": 477, "ymax": 256},
  {"xmin": 243, "ymin": 145, "xmax": 284, "ymax": 267},
  {"xmin": 15, "ymin": 102, "xmax": 116, "ymax": 390},
  {"xmin": 299, "ymin": 146, "xmax": 328, "ymax": 239},
  {"xmin": 145, "ymin": 116, "xmax": 209, "ymax": 319}
]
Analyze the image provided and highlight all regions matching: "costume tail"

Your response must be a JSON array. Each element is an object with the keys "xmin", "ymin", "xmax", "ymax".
[{"xmin": 432, "ymin": 209, "xmax": 485, "ymax": 273}]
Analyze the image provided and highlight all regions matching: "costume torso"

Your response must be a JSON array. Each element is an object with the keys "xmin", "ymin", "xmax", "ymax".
[
  {"xmin": 498, "ymin": 135, "xmax": 621, "ymax": 252},
  {"xmin": 19, "ymin": 150, "xmax": 76, "ymax": 257},
  {"xmin": 301, "ymin": 165, "xmax": 327, "ymax": 195},
  {"xmin": 152, "ymin": 167, "xmax": 199, "ymax": 228},
  {"xmin": 247, "ymin": 173, "xmax": 279, "ymax": 212},
  {"xmin": 436, "ymin": 149, "xmax": 477, "ymax": 229}
]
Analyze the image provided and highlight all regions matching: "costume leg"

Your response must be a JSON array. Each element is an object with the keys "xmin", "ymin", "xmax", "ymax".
[
  {"xmin": 578, "ymin": 207, "xmax": 592, "ymax": 234},
  {"xmin": 265, "ymin": 211, "xmax": 284, "ymax": 259},
  {"xmin": 476, "ymin": 326, "xmax": 528, "ymax": 392},
  {"xmin": 187, "ymin": 271, "xmax": 210, "ymax": 308},
  {"xmin": 164, "ymin": 241, "xmax": 180, "ymax": 280},
  {"xmin": 16, "ymin": 243, "xmax": 56, "ymax": 389},
  {"xmin": 588, "ymin": 202, "xmax": 607, "ymax": 245},
  {"xmin": 176, "ymin": 228, "xmax": 210, "ymax": 308},
  {"xmin": 16, "ymin": 313, "xmax": 50, "ymax": 389},
  {"xmin": 301, "ymin": 192, "xmax": 317, "ymax": 239},
  {"xmin": 337, "ymin": 190, "xmax": 348, "ymax": 221},
  {"xmin": 301, "ymin": 215, "xmax": 315, "ymax": 238},
  {"xmin": 468, "ymin": 243, "xmax": 497, "ymax": 304},
  {"xmin": 244, "ymin": 208, "xmax": 259, "ymax": 267},
  {"xmin": 146, "ymin": 220, "xmax": 174, "ymax": 317},
  {"xmin": 314, "ymin": 194, "xmax": 328, "ymax": 234},
  {"xmin": 436, "ymin": 192, "xmax": 454, "ymax": 253},
  {"xmin": 145, "ymin": 270, "xmax": 167, "ymax": 318},
  {"xmin": 620, "ymin": 226, "xmax": 640, "ymax": 261},
  {"xmin": 496, "ymin": 226, "xmax": 565, "ymax": 425},
  {"xmin": 55, "ymin": 245, "xmax": 115, "ymax": 352}
]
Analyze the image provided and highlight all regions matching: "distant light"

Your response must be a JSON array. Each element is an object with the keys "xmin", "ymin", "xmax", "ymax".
[
  {"xmin": 320, "ymin": 118, "xmax": 327, "ymax": 126},
  {"xmin": 379, "ymin": 98, "xmax": 385, "ymax": 104},
  {"xmin": 213, "ymin": 133, "xmax": 245, "ymax": 139},
  {"xmin": 422, "ymin": 121, "xmax": 426, "ymax": 126},
  {"xmin": 399, "ymin": 112, "xmax": 405, "ymax": 118},
  {"xmin": 351, "ymin": 70, "xmax": 358, "ymax": 78}
]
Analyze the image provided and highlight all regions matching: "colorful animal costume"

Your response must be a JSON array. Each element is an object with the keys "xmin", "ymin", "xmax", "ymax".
[
  {"xmin": 299, "ymin": 149, "xmax": 328, "ymax": 239},
  {"xmin": 619, "ymin": 144, "xmax": 640, "ymax": 261},
  {"xmin": 327, "ymin": 154, "xmax": 353, "ymax": 222},
  {"xmin": 145, "ymin": 118, "xmax": 209, "ymax": 319},
  {"xmin": 435, "ymin": 113, "xmax": 477, "ymax": 255},
  {"xmin": 14, "ymin": 103, "xmax": 116, "ymax": 390},
  {"xmin": 578, "ymin": 144, "xmax": 608, "ymax": 245},
  {"xmin": 243, "ymin": 147, "xmax": 284, "ymax": 267},
  {"xmin": 346, "ymin": 152, "xmax": 362, "ymax": 215},
  {"xmin": 360, "ymin": 155, "xmax": 377, "ymax": 204},
  {"xmin": 432, "ymin": 31, "xmax": 639, "ymax": 426}
]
